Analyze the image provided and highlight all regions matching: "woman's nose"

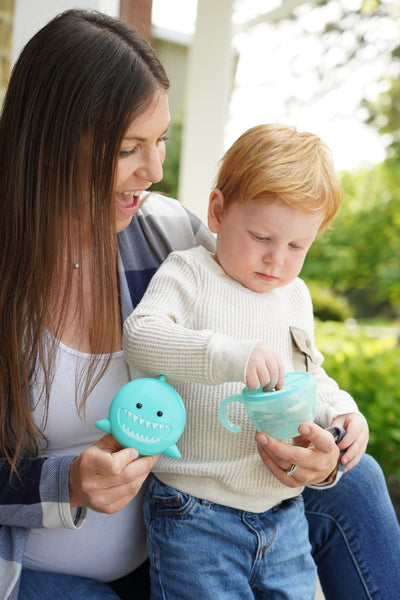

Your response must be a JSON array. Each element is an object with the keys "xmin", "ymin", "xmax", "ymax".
[{"xmin": 138, "ymin": 149, "xmax": 164, "ymax": 185}]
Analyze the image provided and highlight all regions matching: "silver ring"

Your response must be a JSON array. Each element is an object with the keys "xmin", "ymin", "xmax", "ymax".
[{"xmin": 285, "ymin": 464, "xmax": 299, "ymax": 476}]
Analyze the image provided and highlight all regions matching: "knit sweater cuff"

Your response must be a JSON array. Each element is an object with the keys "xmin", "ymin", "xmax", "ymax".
[{"xmin": 208, "ymin": 335, "xmax": 258, "ymax": 384}]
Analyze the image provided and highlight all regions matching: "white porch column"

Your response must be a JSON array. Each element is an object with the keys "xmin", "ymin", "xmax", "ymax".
[
  {"xmin": 12, "ymin": 0, "xmax": 119, "ymax": 63},
  {"xmin": 178, "ymin": 0, "xmax": 234, "ymax": 224}
]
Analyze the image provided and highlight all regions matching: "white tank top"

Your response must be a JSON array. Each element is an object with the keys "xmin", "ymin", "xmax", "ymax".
[{"xmin": 23, "ymin": 339, "xmax": 147, "ymax": 581}]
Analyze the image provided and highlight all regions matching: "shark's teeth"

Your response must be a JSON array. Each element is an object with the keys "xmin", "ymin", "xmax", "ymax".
[
  {"xmin": 121, "ymin": 423, "xmax": 161, "ymax": 442},
  {"xmin": 120, "ymin": 408, "xmax": 170, "ymax": 443}
]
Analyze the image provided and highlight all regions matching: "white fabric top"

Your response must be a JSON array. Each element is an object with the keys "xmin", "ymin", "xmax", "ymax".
[
  {"xmin": 124, "ymin": 246, "xmax": 358, "ymax": 513},
  {"xmin": 24, "ymin": 339, "xmax": 147, "ymax": 581}
]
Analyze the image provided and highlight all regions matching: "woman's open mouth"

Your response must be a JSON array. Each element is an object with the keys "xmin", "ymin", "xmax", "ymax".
[{"xmin": 115, "ymin": 191, "xmax": 141, "ymax": 216}]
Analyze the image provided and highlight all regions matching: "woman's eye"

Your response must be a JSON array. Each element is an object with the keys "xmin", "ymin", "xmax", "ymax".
[
  {"xmin": 119, "ymin": 147, "xmax": 137, "ymax": 158},
  {"xmin": 119, "ymin": 136, "xmax": 167, "ymax": 158}
]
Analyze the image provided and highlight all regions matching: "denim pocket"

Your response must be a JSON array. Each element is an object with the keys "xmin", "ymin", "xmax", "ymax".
[
  {"xmin": 144, "ymin": 478, "xmax": 202, "ymax": 580},
  {"xmin": 149, "ymin": 477, "xmax": 197, "ymax": 518}
]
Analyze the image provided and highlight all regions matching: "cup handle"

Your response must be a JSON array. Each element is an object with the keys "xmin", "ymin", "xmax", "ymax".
[{"xmin": 218, "ymin": 396, "xmax": 242, "ymax": 433}]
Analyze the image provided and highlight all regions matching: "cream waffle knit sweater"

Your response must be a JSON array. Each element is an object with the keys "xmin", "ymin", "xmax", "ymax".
[{"xmin": 123, "ymin": 246, "xmax": 358, "ymax": 512}]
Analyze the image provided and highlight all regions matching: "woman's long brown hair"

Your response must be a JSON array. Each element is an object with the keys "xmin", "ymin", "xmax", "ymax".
[{"xmin": 0, "ymin": 9, "xmax": 169, "ymax": 475}]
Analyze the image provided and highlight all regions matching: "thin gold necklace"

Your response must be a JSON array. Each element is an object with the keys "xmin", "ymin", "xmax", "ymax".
[{"xmin": 65, "ymin": 249, "xmax": 96, "ymax": 269}]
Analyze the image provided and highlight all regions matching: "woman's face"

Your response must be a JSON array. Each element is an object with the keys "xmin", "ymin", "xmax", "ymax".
[{"xmin": 114, "ymin": 89, "xmax": 170, "ymax": 232}]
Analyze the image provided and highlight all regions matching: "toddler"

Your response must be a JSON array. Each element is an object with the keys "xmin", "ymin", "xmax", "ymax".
[{"xmin": 123, "ymin": 124, "xmax": 361, "ymax": 599}]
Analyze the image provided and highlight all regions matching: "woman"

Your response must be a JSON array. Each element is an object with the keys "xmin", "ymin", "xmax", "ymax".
[{"xmin": 0, "ymin": 9, "xmax": 398, "ymax": 600}]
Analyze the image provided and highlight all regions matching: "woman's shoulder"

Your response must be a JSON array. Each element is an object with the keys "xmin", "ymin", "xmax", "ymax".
[
  {"xmin": 138, "ymin": 193, "xmax": 205, "ymax": 235},
  {"xmin": 125, "ymin": 192, "xmax": 215, "ymax": 253},
  {"xmin": 138, "ymin": 192, "xmax": 187, "ymax": 218}
]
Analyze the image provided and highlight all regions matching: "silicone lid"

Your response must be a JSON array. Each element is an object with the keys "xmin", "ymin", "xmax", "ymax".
[{"xmin": 241, "ymin": 371, "xmax": 314, "ymax": 401}]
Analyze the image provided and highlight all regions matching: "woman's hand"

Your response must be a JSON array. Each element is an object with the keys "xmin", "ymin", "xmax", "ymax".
[
  {"xmin": 69, "ymin": 434, "xmax": 158, "ymax": 514},
  {"xmin": 331, "ymin": 412, "xmax": 369, "ymax": 471},
  {"xmin": 255, "ymin": 423, "xmax": 339, "ymax": 487}
]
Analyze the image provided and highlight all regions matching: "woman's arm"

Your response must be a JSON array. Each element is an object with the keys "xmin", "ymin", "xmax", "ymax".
[
  {"xmin": 0, "ymin": 454, "xmax": 82, "ymax": 529},
  {"xmin": 0, "ymin": 434, "xmax": 158, "ymax": 529}
]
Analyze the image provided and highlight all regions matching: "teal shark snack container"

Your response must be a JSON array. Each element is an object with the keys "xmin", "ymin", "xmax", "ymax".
[
  {"xmin": 219, "ymin": 372, "xmax": 316, "ymax": 440},
  {"xmin": 96, "ymin": 375, "xmax": 186, "ymax": 458}
]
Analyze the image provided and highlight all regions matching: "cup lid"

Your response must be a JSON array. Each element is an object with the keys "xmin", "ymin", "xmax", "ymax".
[{"xmin": 243, "ymin": 371, "xmax": 315, "ymax": 400}]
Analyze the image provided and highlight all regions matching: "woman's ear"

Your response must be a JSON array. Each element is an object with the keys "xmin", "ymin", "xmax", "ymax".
[{"xmin": 208, "ymin": 189, "xmax": 225, "ymax": 233}]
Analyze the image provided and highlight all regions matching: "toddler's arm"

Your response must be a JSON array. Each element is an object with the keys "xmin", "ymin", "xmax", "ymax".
[{"xmin": 123, "ymin": 252, "xmax": 272, "ymax": 386}]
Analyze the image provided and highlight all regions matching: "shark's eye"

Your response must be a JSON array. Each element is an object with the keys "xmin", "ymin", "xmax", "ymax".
[
  {"xmin": 136, "ymin": 403, "xmax": 143, "ymax": 409},
  {"xmin": 157, "ymin": 411, "xmax": 163, "ymax": 417}
]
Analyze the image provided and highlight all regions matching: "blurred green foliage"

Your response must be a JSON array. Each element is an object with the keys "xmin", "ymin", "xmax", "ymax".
[
  {"xmin": 151, "ymin": 118, "xmax": 182, "ymax": 199},
  {"xmin": 307, "ymin": 282, "xmax": 352, "ymax": 322},
  {"xmin": 302, "ymin": 160, "xmax": 400, "ymax": 318},
  {"xmin": 315, "ymin": 320, "xmax": 400, "ymax": 482},
  {"xmin": 362, "ymin": 52, "xmax": 400, "ymax": 162}
]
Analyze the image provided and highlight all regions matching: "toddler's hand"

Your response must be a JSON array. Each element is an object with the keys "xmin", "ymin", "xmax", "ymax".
[
  {"xmin": 246, "ymin": 341, "xmax": 284, "ymax": 391},
  {"xmin": 331, "ymin": 412, "xmax": 369, "ymax": 471}
]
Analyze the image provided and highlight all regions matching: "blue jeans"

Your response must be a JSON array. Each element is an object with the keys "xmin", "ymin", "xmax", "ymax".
[
  {"xmin": 19, "ymin": 558, "xmax": 151, "ymax": 599},
  {"xmin": 19, "ymin": 570, "xmax": 119, "ymax": 600},
  {"xmin": 303, "ymin": 453, "xmax": 400, "ymax": 600},
  {"xmin": 144, "ymin": 476, "xmax": 316, "ymax": 599}
]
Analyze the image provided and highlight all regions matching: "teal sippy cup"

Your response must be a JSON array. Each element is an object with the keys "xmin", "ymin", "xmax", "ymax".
[{"xmin": 219, "ymin": 372, "xmax": 316, "ymax": 439}]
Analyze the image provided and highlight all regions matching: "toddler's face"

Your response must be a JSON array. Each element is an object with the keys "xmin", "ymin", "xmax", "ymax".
[{"xmin": 211, "ymin": 198, "xmax": 323, "ymax": 293}]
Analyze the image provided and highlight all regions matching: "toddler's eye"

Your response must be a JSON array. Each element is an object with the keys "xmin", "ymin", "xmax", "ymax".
[{"xmin": 252, "ymin": 233, "xmax": 270, "ymax": 242}]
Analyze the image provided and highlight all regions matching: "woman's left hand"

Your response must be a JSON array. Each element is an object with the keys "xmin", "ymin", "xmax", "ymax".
[{"xmin": 255, "ymin": 423, "xmax": 339, "ymax": 487}]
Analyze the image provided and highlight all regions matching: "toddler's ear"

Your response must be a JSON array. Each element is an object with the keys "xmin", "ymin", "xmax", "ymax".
[{"xmin": 208, "ymin": 189, "xmax": 225, "ymax": 233}]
